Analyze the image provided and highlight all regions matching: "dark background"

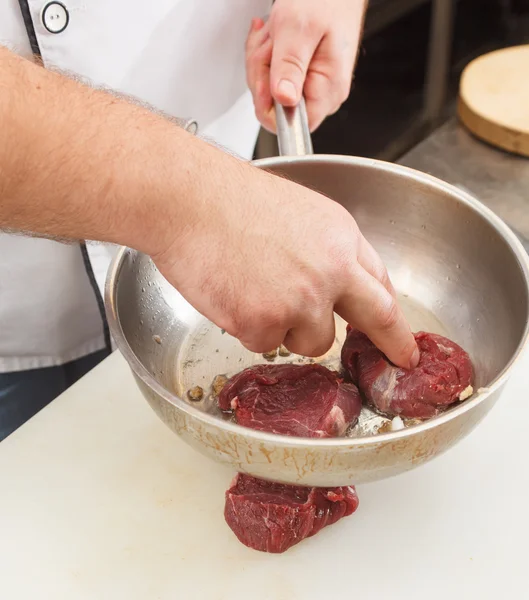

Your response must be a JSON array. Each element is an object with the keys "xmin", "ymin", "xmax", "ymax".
[{"xmin": 293, "ymin": 0, "xmax": 529, "ymax": 161}]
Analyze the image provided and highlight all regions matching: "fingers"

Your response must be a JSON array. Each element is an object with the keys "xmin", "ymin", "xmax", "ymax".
[
  {"xmin": 238, "ymin": 325, "xmax": 289, "ymax": 355},
  {"xmin": 303, "ymin": 34, "xmax": 354, "ymax": 131},
  {"xmin": 269, "ymin": 13, "xmax": 322, "ymax": 107},
  {"xmin": 356, "ymin": 236, "xmax": 397, "ymax": 299},
  {"xmin": 336, "ymin": 267, "xmax": 419, "ymax": 369},
  {"xmin": 246, "ymin": 18, "xmax": 275, "ymax": 132},
  {"xmin": 248, "ymin": 10, "xmax": 356, "ymax": 132},
  {"xmin": 236, "ymin": 305, "xmax": 335, "ymax": 358},
  {"xmin": 250, "ymin": 0, "xmax": 364, "ymax": 131},
  {"xmin": 283, "ymin": 310, "xmax": 336, "ymax": 357}
]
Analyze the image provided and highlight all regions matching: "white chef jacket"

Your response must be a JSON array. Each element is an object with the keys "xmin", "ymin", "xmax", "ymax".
[{"xmin": 0, "ymin": 0, "xmax": 270, "ymax": 372}]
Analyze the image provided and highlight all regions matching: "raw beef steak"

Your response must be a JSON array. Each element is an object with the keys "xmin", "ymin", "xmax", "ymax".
[
  {"xmin": 225, "ymin": 473, "xmax": 359, "ymax": 553},
  {"xmin": 218, "ymin": 363, "xmax": 362, "ymax": 438},
  {"xmin": 341, "ymin": 327, "xmax": 474, "ymax": 419}
]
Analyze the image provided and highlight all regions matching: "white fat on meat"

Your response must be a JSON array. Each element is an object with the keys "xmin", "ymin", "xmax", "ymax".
[
  {"xmin": 437, "ymin": 344, "xmax": 454, "ymax": 355},
  {"xmin": 371, "ymin": 367, "xmax": 400, "ymax": 413},
  {"xmin": 458, "ymin": 385, "xmax": 474, "ymax": 401},
  {"xmin": 326, "ymin": 405, "xmax": 347, "ymax": 436},
  {"xmin": 390, "ymin": 416, "xmax": 405, "ymax": 431}
]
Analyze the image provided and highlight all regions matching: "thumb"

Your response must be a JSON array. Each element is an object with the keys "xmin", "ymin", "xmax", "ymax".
[{"xmin": 270, "ymin": 18, "xmax": 321, "ymax": 106}]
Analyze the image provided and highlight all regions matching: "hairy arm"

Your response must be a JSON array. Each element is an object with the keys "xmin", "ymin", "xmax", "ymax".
[
  {"xmin": 0, "ymin": 46, "xmax": 236, "ymax": 256},
  {"xmin": 0, "ymin": 46, "xmax": 418, "ymax": 367}
]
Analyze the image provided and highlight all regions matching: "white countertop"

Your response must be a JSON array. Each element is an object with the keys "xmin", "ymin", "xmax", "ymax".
[{"xmin": 0, "ymin": 350, "xmax": 527, "ymax": 599}]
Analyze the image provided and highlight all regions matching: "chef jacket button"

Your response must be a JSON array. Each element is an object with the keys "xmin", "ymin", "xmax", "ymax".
[{"xmin": 41, "ymin": 2, "xmax": 69, "ymax": 34}]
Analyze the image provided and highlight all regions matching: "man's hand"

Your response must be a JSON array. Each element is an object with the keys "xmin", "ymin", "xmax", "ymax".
[
  {"xmin": 0, "ymin": 46, "xmax": 418, "ymax": 369},
  {"xmin": 246, "ymin": 0, "xmax": 367, "ymax": 132},
  {"xmin": 153, "ymin": 156, "xmax": 419, "ymax": 369}
]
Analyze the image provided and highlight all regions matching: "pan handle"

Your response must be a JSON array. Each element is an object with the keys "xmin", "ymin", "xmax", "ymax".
[{"xmin": 275, "ymin": 99, "xmax": 314, "ymax": 157}]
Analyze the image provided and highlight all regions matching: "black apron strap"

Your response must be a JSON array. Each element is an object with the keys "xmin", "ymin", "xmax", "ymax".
[
  {"xmin": 80, "ymin": 243, "xmax": 113, "ymax": 355},
  {"xmin": 14, "ymin": 2, "xmax": 113, "ymax": 357},
  {"xmin": 17, "ymin": 1, "xmax": 42, "ymax": 57}
]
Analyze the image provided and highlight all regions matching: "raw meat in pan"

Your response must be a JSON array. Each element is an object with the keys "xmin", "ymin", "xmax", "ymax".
[
  {"xmin": 341, "ymin": 327, "xmax": 474, "ymax": 419},
  {"xmin": 220, "ymin": 363, "xmax": 362, "ymax": 553},
  {"xmin": 225, "ymin": 473, "xmax": 359, "ymax": 553},
  {"xmin": 218, "ymin": 363, "xmax": 362, "ymax": 438}
]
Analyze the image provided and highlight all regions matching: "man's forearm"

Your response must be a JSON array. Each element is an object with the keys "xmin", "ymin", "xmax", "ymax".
[
  {"xmin": 0, "ymin": 40, "xmax": 421, "ymax": 368},
  {"xmin": 0, "ymin": 47, "xmax": 232, "ymax": 256}
]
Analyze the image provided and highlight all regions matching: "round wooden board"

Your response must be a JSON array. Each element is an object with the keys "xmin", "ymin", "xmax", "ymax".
[{"xmin": 458, "ymin": 45, "xmax": 529, "ymax": 157}]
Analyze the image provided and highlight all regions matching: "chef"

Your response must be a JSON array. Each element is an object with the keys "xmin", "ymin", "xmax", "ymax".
[{"xmin": 0, "ymin": 0, "xmax": 419, "ymax": 440}]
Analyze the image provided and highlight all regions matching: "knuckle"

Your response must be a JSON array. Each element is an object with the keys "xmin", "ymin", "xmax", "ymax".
[
  {"xmin": 296, "ymin": 277, "xmax": 329, "ymax": 310},
  {"xmin": 327, "ymin": 85, "xmax": 349, "ymax": 116},
  {"xmin": 307, "ymin": 18, "xmax": 323, "ymax": 37},
  {"xmin": 372, "ymin": 262, "xmax": 390, "ymax": 287},
  {"xmin": 328, "ymin": 250, "xmax": 353, "ymax": 282},
  {"xmin": 337, "ymin": 81, "xmax": 351, "ymax": 104},
  {"xmin": 379, "ymin": 269, "xmax": 393, "ymax": 291},
  {"xmin": 324, "ymin": 235, "xmax": 357, "ymax": 279},
  {"xmin": 286, "ymin": 340, "xmax": 310, "ymax": 357},
  {"xmin": 237, "ymin": 309, "xmax": 288, "ymax": 354},
  {"xmin": 273, "ymin": 10, "xmax": 321, "ymax": 36},
  {"xmin": 282, "ymin": 334, "xmax": 304, "ymax": 356},
  {"xmin": 285, "ymin": 326, "xmax": 334, "ymax": 358},
  {"xmin": 253, "ymin": 304, "xmax": 290, "ymax": 332},
  {"xmin": 278, "ymin": 53, "xmax": 306, "ymax": 77},
  {"xmin": 240, "ymin": 338, "xmax": 271, "ymax": 354},
  {"xmin": 307, "ymin": 338, "xmax": 334, "ymax": 358},
  {"xmin": 271, "ymin": 8, "xmax": 294, "ymax": 29}
]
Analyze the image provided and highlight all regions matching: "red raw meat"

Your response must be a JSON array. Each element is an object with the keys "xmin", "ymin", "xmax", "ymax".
[
  {"xmin": 219, "ymin": 362, "xmax": 362, "ymax": 553},
  {"xmin": 218, "ymin": 363, "xmax": 362, "ymax": 438},
  {"xmin": 225, "ymin": 473, "xmax": 359, "ymax": 554},
  {"xmin": 341, "ymin": 327, "xmax": 474, "ymax": 419}
]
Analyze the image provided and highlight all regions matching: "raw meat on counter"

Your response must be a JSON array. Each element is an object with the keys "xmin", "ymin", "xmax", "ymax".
[
  {"xmin": 225, "ymin": 474, "xmax": 359, "ymax": 554},
  {"xmin": 218, "ymin": 362, "xmax": 362, "ymax": 553},
  {"xmin": 218, "ymin": 363, "xmax": 362, "ymax": 438},
  {"xmin": 341, "ymin": 327, "xmax": 474, "ymax": 419}
]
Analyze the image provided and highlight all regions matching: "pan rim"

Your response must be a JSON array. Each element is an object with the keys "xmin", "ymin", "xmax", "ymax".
[{"xmin": 105, "ymin": 155, "xmax": 529, "ymax": 448}]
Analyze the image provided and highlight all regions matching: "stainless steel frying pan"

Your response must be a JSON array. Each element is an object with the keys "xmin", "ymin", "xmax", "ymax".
[{"xmin": 105, "ymin": 101, "xmax": 529, "ymax": 487}]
